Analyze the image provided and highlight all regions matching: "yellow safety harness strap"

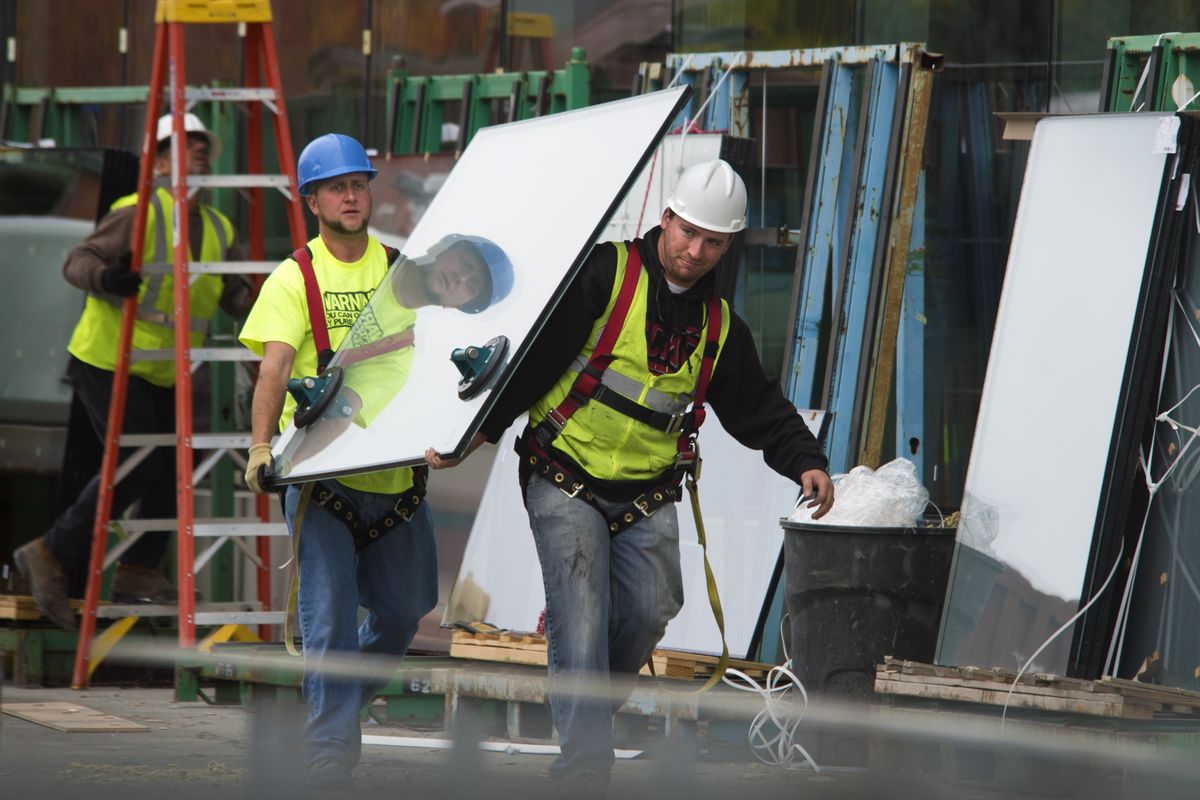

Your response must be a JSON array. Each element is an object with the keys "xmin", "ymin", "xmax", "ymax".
[
  {"xmin": 284, "ymin": 481, "xmax": 314, "ymax": 657},
  {"xmin": 687, "ymin": 470, "xmax": 730, "ymax": 692}
]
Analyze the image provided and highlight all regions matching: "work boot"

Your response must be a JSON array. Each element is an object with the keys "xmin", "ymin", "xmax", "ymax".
[
  {"xmin": 554, "ymin": 767, "xmax": 610, "ymax": 799},
  {"xmin": 307, "ymin": 756, "xmax": 353, "ymax": 790},
  {"xmin": 110, "ymin": 563, "xmax": 191, "ymax": 605},
  {"xmin": 13, "ymin": 538, "xmax": 76, "ymax": 629}
]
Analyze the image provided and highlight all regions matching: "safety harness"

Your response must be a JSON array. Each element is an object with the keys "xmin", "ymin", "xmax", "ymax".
[{"xmin": 524, "ymin": 243, "xmax": 722, "ymax": 535}]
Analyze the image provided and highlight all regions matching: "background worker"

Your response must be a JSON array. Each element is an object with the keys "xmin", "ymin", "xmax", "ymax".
[
  {"xmin": 429, "ymin": 159, "xmax": 835, "ymax": 794},
  {"xmin": 15, "ymin": 113, "xmax": 251, "ymax": 629},
  {"xmin": 240, "ymin": 134, "xmax": 510, "ymax": 789}
]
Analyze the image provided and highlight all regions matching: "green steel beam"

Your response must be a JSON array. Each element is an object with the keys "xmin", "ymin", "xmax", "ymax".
[{"xmin": 386, "ymin": 47, "xmax": 589, "ymax": 156}]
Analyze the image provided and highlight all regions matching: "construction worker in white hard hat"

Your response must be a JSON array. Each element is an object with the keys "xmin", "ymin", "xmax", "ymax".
[
  {"xmin": 427, "ymin": 158, "xmax": 834, "ymax": 795},
  {"xmin": 14, "ymin": 113, "xmax": 251, "ymax": 629}
]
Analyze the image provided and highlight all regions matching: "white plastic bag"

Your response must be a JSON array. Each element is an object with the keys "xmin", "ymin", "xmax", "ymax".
[{"xmin": 787, "ymin": 457, "xmax": 929, "ymax": 527}]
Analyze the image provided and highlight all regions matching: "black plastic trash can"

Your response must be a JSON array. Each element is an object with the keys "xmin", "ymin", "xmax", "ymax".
[{"xmin": 782, "ymin": 520, "xmax": 956, "ymax": 701}]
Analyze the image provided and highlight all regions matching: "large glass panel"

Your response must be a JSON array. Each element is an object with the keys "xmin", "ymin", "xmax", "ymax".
[
  {"xmin": 271, "ymin": 87, "xmax": 689, "ymax": 483},
  {"xmin": 1111, "ymin": 227, "xmax": 1200, "ymax": 690},
  {"xmin": 935, "ymin": 114, "xmax": 1173, "ymax": 674}
]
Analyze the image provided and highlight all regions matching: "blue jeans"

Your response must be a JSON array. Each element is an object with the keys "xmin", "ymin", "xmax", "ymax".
[
  {"xmin": 44, "ymin": 357, "xmax": 176, "ymax": 571},
  {"xmin": 524, "ymin": 474, "xmax": 685, "ymax": 777},
  {"xmin": 285, "ymin": 482, "xmax": 437, "ymax": 768}
]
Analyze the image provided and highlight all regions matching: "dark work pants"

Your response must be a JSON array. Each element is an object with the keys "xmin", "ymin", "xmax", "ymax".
[{"xmin": 43, "ymin": 356, "xmax": 176, "ymax": 572}]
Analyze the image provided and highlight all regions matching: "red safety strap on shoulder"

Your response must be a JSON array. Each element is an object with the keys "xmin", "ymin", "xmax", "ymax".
[
  {"xmin": 540, "ymin": 243, "xmax": 642, "ymax": 438},
  {"xmin": 293, "ymin": 245, "xmax": 333, "ymax": 372},
  {"xmin": 293, "ymin": 242, "xmax": 399, "ymax": 373},
  {"xmin": 677, "ymin": 293, "xmax": 723, "ymax": 461}
]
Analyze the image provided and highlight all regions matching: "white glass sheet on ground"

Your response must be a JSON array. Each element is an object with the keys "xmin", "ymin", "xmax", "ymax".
[
  {"xmin": 269, "ymin": 88, "xmax": 689, "ymax": 483},
  {"xmin": 446, "ymin": 414, "xmax": 822, "ymax": 659},
  {"xmin": 936, "ymin": 113, "xmax": 1173, "ymax": 673}
]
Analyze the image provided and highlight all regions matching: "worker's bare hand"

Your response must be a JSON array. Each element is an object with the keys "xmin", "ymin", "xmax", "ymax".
[
  {"xmin": 799, "ymin": 468, "xmax": 835, "ymax": 520},
  {"xmin": 425, "ymin": 432, "xmax": 488, "ymax": 470},
  {"xmin": 425, "ymin": 448, "xmax": 463, "ymax": 470}
]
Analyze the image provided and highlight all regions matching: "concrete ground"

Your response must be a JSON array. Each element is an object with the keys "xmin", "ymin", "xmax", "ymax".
[{"xmin": 4, "ymin": 682, "xmax": 1200, "ymax": 800}]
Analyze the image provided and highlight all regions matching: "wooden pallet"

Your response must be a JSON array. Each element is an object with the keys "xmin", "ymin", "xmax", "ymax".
[
  {"xmin": 875, "ymin": 657, "xmax": 1200, "ymax": 720},
  {"xmin": 0, "ymin": 594, "xmax": 92, "ymax": 622},
  {"xmin": 448, "ymin": 629, "xmax": 770, "ymax": 682}
]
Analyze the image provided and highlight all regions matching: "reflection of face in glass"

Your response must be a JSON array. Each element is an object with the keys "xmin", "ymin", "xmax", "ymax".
[
  {"xmin": 391, "ymin": 235, "xmax": 512, "ymax": 315},
  {"xmin": 425, "ymin": 243, "xmax": 490, "ymax": 310}
]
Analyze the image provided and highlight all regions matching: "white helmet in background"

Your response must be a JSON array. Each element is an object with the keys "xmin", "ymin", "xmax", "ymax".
[
  {"xmin": 155, "ymin": 113, "xmax": 221, "ymax": 160},
  {"xmin": 666, "ymin": 159, "xmax": 747, "ymax": 233}
]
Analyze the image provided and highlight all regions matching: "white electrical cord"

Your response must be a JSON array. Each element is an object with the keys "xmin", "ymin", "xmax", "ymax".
[
  {"xmin": 720, "ymin": 618, "xmax": 820, "ymax": 771},
  {"xmin": 1000, "ymin": 536, "xmax": 1126, "ymax": 730}
]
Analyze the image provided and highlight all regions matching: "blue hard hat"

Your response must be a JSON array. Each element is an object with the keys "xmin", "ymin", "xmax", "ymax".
[
  {"xmin": 431, "ymin": 234, "xmax": 515, "ymax": 314},
  {"xmin": 297, "ymin": 133, "xmax": 377, "ymax": 196}
]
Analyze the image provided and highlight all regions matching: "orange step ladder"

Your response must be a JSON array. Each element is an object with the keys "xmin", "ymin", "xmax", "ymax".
[{"xmin": 72, "ymin": 0, "xmax": 307, "ymax": 689}]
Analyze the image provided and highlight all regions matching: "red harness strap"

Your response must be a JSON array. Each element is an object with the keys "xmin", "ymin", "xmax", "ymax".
[
  {"xmin": 534, "ymin": 242, "xmax": 643, "ymax": 446},
  {"xmin": 292, "ymin": 244, "xmax": 399, "ymax": 372},
  {"xmin": 676, "ymin": 292, "xmax": 723, "ymax": 471}
]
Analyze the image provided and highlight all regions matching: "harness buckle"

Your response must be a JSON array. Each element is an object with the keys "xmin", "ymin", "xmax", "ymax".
[
  {"xmin": 545, "ymin": 408, "xmax": 568, "ymax": 432},
  {"xmin": 393, "ymin": 493, "xmax": 417, "ymax": 522},
  {"xmin": 675, "ymin": 444, "xmax": 702, "ymax": 482},
  {"xmin": 560, "ymin": 481, "xmax": 585, "ymax": 499},
  {"xmin": 633, "ymin": 495, "xmax": 653, "ymax": 517},
  {"xmin": 664, "ymin": 411, "xmax": 688, "ymax": 434}
]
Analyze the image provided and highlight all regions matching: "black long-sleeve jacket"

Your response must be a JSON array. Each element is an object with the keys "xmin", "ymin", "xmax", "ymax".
[{"xmin": 481, "ymin": 226, "xmax": 828, "ymax": 501}]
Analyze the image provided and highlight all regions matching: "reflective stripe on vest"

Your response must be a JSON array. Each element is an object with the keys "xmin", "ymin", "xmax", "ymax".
[
  {"xmin": 66, "ymin": 187, "xmax": 233, "ymax": 386},
  {"xmin": 529, "ymin": 242, "xmax": 731, "ymax": 483}
]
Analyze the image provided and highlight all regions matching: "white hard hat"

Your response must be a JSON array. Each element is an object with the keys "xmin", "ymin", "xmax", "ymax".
[
  {"xmin": 155, "ymin": 113, "xmax": 221, "ymax": 160},
  {"xmin": 666, "ymin": 159, "xmax": 747, "ymax": 233}
]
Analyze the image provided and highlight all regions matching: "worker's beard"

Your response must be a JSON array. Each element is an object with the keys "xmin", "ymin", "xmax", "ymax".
[{"xmin": 320, "ymin": 207, "xmax": 371, "ymax": 236}]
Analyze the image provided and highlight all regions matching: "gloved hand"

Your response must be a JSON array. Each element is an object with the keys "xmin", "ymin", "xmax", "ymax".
[
  {"xmin": 100, "ymin": 253, "xmax": 143, "ymax": 297},
  {"xmin": 245, "ymin": 443, "xmax": 274, "ymax": 494}
]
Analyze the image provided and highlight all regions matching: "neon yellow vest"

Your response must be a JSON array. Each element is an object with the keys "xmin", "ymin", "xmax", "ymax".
[
  {"xmin": 530, "ymin": 242, "xmax": 731, "ymax": 483},
  {"xmin": 67, "ymin": 187, "xmax": 234, "ymax": 387}
]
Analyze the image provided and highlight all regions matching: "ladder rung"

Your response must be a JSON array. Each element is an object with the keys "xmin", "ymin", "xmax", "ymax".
[
  {"xmin": 187, "ymin": 174, "xmax": 290, "ymax": 190},
  {"xmin": 195, "ymin": 611, "xmax": 286, "ymax": 625},
  {"xmin": 119, "ymin": 433, "xmax": 254, "ymax": 449},
  {"xmin": 184, "ymin": 87, "xmax": 277, "ymax": 104},
  {"xmin": 96, "ymin": 601, "xmax": 272, "ymax": 620},
  {"xmin": 142, "ymin": 261, "xmax": 278, "ymax": 275},
  {"xmin": 114, "ymin": 519, "xmax": 286, "ymax": 537},
  {"xmin": 131, "ymin": 347, "xmax": 260, "ymax": 362}
]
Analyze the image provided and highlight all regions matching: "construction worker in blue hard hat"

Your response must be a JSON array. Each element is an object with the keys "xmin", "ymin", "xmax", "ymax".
[
  {"xmin": 239, "ymin": 132, "xmax": 438, "ymax": 791},
  {"xmin": 427, "ymin": 158, "xmax": 834, "ymax": 796},
  {"xmin": 14, "ymin": 112, "xmax": 251, "ymax": 630}
]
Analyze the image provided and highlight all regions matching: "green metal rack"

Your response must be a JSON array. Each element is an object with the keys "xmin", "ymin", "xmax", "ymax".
[
  {"xmin": 1101, "ymin": 33, "xmax": 1200, "ymax": 112},
  {"xmin": 384, "ymin": 47, "xmax": 590, "ymax": 157}
]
